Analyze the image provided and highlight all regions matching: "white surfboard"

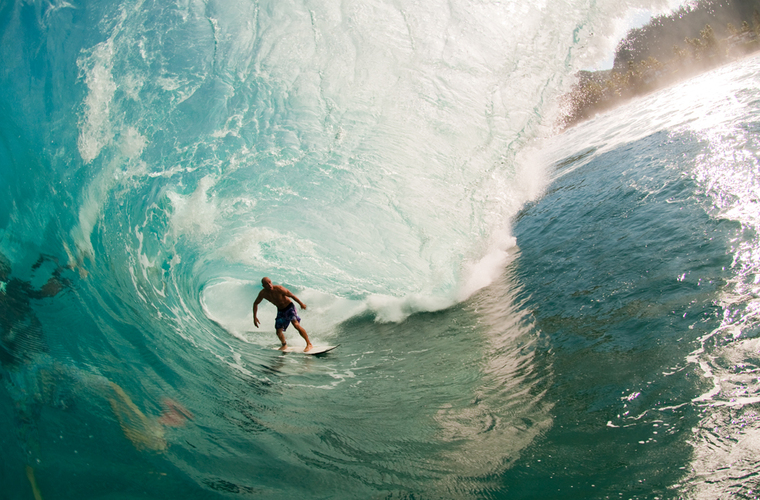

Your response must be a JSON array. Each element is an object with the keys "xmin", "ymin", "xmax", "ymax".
[{"xmin": 279, "ymin": 344, "xmax": 339, "ymax": 355}]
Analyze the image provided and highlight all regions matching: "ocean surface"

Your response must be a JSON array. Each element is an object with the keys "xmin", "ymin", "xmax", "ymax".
[{"xmin": 2, "ymin": 0, "xmax": 760, "ymax": 498}]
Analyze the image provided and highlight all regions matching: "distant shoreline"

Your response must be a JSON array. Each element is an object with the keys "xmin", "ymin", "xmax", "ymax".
[{"xmin": 559, "ymin": 3, "xmax": 760, "ymax": 130}]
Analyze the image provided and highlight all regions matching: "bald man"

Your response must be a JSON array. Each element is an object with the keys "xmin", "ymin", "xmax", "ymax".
[{"xmin": 253, "ymin": 277, "xmax": 313, "ymax": 351}]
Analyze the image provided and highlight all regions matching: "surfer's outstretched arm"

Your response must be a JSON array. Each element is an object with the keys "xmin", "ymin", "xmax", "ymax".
[{"xmin": 252, "ymin": 291, "xmax": 264, "ymax": 327}]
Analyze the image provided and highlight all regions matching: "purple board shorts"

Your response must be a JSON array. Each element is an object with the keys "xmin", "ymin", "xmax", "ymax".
[{"xmin": 275, "ymin": 303, "xmax": 300, "ymax": 331}]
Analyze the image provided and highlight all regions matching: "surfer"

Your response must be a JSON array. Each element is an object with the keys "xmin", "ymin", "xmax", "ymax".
[
  {"xmin": 0, "ymin": 254, "xmax": 73, "ymax": 498},
  {"xmin": 0, "ymin": 253, "xmax": 191, "ymax": 499},
  {"xmin": 252, "ymin": 277, "xmax": 313, "ymax": 352}
]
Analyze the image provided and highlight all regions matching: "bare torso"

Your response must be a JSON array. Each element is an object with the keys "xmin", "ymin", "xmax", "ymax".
[{"xmin": 258, "ymin": 285, "xmax": 294, "ymax": 310}]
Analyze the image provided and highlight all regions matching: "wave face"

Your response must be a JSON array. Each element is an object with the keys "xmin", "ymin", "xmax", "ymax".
[
  {"xmin": 0, "ymin": 0, "xmax": 657, "ymax": 317},
  {"xmin": 3, "ymin": 0, "xmax": 760, "ymax": 498},
  {"xmin": 512, "ymin": 57, "xmax": 760, "ymax": 499}
]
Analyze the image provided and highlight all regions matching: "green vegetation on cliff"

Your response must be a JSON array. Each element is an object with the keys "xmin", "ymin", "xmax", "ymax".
[{"xmin": 560, "ymin": 0, "xmax": 760, "ymax": 129}]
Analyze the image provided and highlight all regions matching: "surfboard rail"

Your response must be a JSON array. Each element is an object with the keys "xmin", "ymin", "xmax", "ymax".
[{"xmin": 278, "ymin": 344, "xmax": 339, "ymax": 355}]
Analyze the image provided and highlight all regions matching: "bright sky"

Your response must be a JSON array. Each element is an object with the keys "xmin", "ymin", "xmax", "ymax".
[
  {"xmin": 593, "ymin": 0, "xmax": 689, "ymax": 70},
  {"xmin": 596, "ymin": 9, "xmax": 653, "ymax": 68}
]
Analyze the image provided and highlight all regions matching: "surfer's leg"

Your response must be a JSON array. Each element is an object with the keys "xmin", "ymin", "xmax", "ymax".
[
  {"xmin": 276, "ymin": 328, "xmax": 287, "ymax": 349},
  {"xmin": 13, "ymin": 402, "xmax": 43, "ymax": 499},
  {"xmin": 25, "ymin": 465, "xmax": 43, "ymax": 500},
  {"xmin": 292, "ymin": 320, "xmax": 313, "ymax": 351},
  {"xmin": 106, "ymin": 381, "xmax": 167, "ymax": 451},
  {"xmin": 6, "ymin": 364, "xmax": 44, "ymax": 467}
]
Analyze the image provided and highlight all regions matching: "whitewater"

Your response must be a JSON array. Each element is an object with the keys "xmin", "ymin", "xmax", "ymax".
[{"xmin": 2, "ymin": 0, "xmax": 760, "ymax": 498}]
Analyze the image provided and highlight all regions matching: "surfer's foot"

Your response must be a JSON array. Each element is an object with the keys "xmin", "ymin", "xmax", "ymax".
[
  {"xmin": 304, "ymin": 344, "xmax": 314, "ymax": 352},
  {"xmin": 278, "ymin": 344, "xmax": 287, "ymax": 351},
  {"xmin": 158, "ymin": 398, "xmax": 193, "ymax": 427}
]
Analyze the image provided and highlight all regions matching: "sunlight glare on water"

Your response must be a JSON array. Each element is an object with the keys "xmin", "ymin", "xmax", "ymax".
[{"xmin": 669, "ymin": 58, "xmax": 760, "ymax": 500}]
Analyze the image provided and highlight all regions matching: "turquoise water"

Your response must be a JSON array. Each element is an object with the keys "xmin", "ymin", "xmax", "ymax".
[{"xmin": 2, "ymin": 0, "xmax": 760, "ymax": 498}]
